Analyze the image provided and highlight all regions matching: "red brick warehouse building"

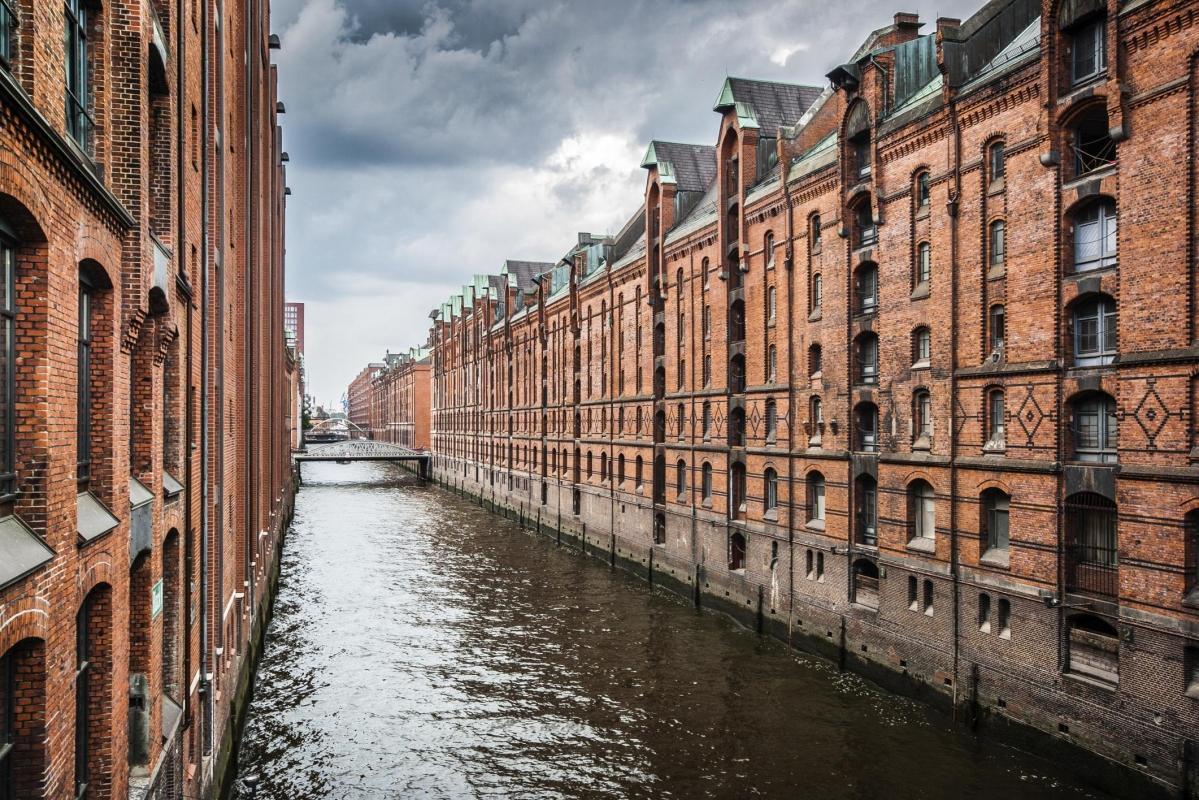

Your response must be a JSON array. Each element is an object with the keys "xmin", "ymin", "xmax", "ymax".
[
  {"xmin": 0, "ymin": 1, "xmax": 294, "ymax": 799},
  {"xmin": 408, "ymin": 0, "xmax": 1199, "ymax": 795},
  {"xmin": 369, "ymin": 347, "xmax": 432, "ymax": 449},
  {"xmin": 347, "ymin": 361, "xmax": 384, "ymax": 434}
]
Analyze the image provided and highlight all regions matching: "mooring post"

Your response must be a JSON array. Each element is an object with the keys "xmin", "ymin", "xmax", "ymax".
[
  {"xmin": 756, "ymin": 585, "xmax": 764, "ymax": 635},
  {"xmin": 838, "ymin": 616, "xmax": 847, "ymax": 672}
]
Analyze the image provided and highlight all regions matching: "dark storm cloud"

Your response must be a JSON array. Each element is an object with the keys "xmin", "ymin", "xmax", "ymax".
[{"xmin": 270, "ymin": 0, "xmax": 980, "ymax": 403}]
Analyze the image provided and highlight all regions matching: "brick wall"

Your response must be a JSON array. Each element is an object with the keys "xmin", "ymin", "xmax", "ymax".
[{"xmin": 421, "ymin": 2, "xmax": 1199, "ymax": 795}]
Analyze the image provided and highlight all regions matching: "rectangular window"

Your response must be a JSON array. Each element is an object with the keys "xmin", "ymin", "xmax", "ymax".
[
  {"xmin": 75, "ymin": 600, "xmax": 91, "ymax": 799},
  {"xmin": 989, "ymin": 221, "xmax": 1005, "ymax": 268},
  {"xmin": 77, "ymin": 282, "xmax": 93, "ymax": 484},
  {"xmin": 0, "ymin": 0, "xmax": 15, "ymax": 66},
  {"xmin": 917, "ymin": 393, "xmax": 932, "ymax": 437},
  {"xmin": 1072, "ymin": 19, "xmax": 1107, "ymax": 85},
  {"xmin": 988, "ymin": 495, "xmax": 1010, "ymax": 551},
  {"xmin": 810, "ymin": 481, "xmax": 825, "ymax": 521},
  {"xmin": 812, "ymin": 273, "xmax": 823, "ymax": 311},
  {"xmin": 65, "ymin": 0, "xmax": 94, "ymax": 152},
  {"xmin": 990, "ymin": 144, "xmax": 1005, "ymax": 181},
  {"xmin": 0, "ymin": 239, "xmax": 12, "ymax": 498}
]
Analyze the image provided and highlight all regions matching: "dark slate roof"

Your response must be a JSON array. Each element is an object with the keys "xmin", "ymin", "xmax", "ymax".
[
  {"xmin": 503, "ymin": 260, "xmax": 553, "ymax": 293},
  {"xmin": 611, "ymin": 208, "xmax": 646, "ymax": 262},
  {"xmin": 713, "ymin": 78, "xmax": 824, "ymax": 133},
  {"xmin": 641, "ymin": 141, "xmax": 716, "ymax": 193}
]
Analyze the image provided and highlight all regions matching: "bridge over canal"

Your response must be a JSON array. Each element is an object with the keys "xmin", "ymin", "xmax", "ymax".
[{"xmin": 294, "ymin": 440, "xmax": 431, "ymax": 480}]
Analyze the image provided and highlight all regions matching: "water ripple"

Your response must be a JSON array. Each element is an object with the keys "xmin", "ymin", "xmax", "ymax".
[{"xmin": 236, "ymin": 461, "xmax": 1115, "ymax": 800}]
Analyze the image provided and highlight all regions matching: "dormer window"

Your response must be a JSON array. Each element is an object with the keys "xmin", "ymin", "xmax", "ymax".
[{"xmin": 845, "ymin": 101, "xmax": 872, "ymax": 182}]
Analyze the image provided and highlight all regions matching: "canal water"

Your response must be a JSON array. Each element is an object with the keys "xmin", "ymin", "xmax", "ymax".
[{"xmin": 235, "ymin": 461, "xmax": 1114, "ymax": 800}]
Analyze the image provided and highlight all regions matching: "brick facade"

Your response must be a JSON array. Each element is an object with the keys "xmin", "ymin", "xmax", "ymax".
[
  {"xmin": 346, "ymin": 362, "xmax": 383, "ymax": 434},
  {"xmin": 0, "ymin": 0, "xmax": 294, "ymax": 799},
  {"xmin": 413, "ymin": 2, "xmax": 1199, "ymax": 795},
  {"xmin": 368, "ymin": 349, "xmax": 432, "ymax": 449}
]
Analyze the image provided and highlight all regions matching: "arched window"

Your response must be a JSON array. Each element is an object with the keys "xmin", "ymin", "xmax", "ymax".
[
  {"xmin": 986, "ymin": 388, "xmax": 1006, "ymax": 449},
  {"xmin": 767, "ymin": 344, "xmax": 777, "ymax": 382},
  {"xmin": 809, "ymin": 344, "xmax": 822, "ymax": 377},
  {"xmin": 915, "ymin": 170, "xmax": 930, "ymax": 208},
  {"xmin": 913, "ymin": 327, "xmax": 931, "ymax": 366},
  {"xmin": 855, "ymin": 402, "xmax": 878, "ymax": 452},
  {"xmin": 730, "ymin": 462, "xmax": 747, "ymax": 519},
  {"xmin": 676, "ymin": 402, "xmax": 685, "ymax": 439},
  {"xmin": 854, "ymin": 262, "xmax": 877, "ymax": 314},
  {"xmin": 811, "ymin": 272, "xmax": 823, "ymax": 312},
  {"xmin": 1186, "ymin": 511, "xmax": 1199, "ymax": 599},
  {"xmin": 764, "ymin": 468, "xmax": 778, "ymax": 513},
  {"xmin": 676, "ymin": 459, "xmax": 686, "ymax": 496},
  {"xmin": 729, "ymin": 299, "xmax": 745, "ymax": 344},
  {"xmin": 981, "ymin": 489, "xmax": 1010, "ymax": 556},
  {"xmin": 989, "ymin": 304, "xmax": 1005, "ymax": 353},
  {"xmin": 76, "ymin": 585, "xmax": 113, "ymax": 799},
  {"xmin": 852, "ymin": 559, "xmax": 880, "ymax": 609},
  {"xmin": 1067, "ymin": 614, "xmax": 1119, "ymax": 686},
  {"xmin": 701, "ymin": 462, "xmax": 713, "ymax": 500},
  {"xmin": 806, "ymin": 472, "xmax": 825, "ymax": 525},
  {"xmin": 1070, "ymin": 392, "xmax": 1118, "ymax": 463},
  {"xmin": 988, "ymin": 219, "xmax": 1005, "ymax": 269},
  {"xmin": 809, "ymin": 395, "xmax": 823, "ymax": 436},
  {"xmin": 764, "ymin": 231, "xmax": 775, "ymax": 269},
  {"xmin": 0, "ymin": 636, "xmax": 48, "ymax": 794},
  {"xmin": 855, "ymin": 475, "xmax": 878, "ymax": 545},
  {"xmin": 810, "ymin": 214, "xmax": 822, "ymax": 250},
  {"xmin": 854, "ymin": 333, "xmax": 878, "ymax": 385},
  {"xmin": 729, "ymin": 353, "xmax": 746, "ymax": 394},
  {"xmin": 854, "ymin": 200, "xmax": 877, "ymax": 249},
  {"xmin": 997, "ymin": 598, "xmax": 1011, "ymax": 638},
  {"xmin": 1071, "ymin": 105, "xmax": 1116, "ymax": 176},
  {"xmin": 915, "ymin": 241, "xmax": 931, "ymax": 286},
  {"xmin": 907, "ymin": 575, "xmax": 918, "ymax": 609},
  {"xmin": 729, "ymin": 532, "xmax": 747, "ymax": 571},
  {"xmin": 923, "ymin": 579, "xmax": 935, "ymax": 615},
  {"xmin": 586, "ymin": 451, "xmax": 593, "ymax": 478},
  {"xmin": 978, "ymin": 592, "xmax": 992, "ymax": 632},
  {"xmin": 767, "ymin": 286, "xmax": 776, "ymax": 323},
  {"xmin": 913, "ymin": 389, "xmax": 932, "ymax": 444},
  {"xmin": 729, "ymin": 407, "xmax": 746, "ymax": 447},
  {"xmin": 1072, "ymin": 296, "xmax": 1116, "ymax": 366},
  {"xmin": 1071, "ymin": 199, "xmax": 1117, "ymax": 272},
  {"xmin": 635, "ymin": 455, "xmax": 644, "ymax": 488},
  {"xmin": 909, "ymin": 480, "xmax": 935, "ymax": 543},
  {"xmin": 764, "ymin": 399, "xmax": 777, "ymax": 442},
  {"xmin": 1065, "ymin": 492, "xmax": 1118, "ymax": 597},
  {"xmin": 988, "ymin": 141, "xmax": 1005, "ymax": 182},
  {"xmin": 0, "ymin": 227, "xmax": 15, "ymax": 498},
  {"xmin": 617, "ymin": 454, "xmax": 625, "ymax": 485},
  {"xmin": 701, "ymin": 401, "xmax": 712, "ymax": 438}
]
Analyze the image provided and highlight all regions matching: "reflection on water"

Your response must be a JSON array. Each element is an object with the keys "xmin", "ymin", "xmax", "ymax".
[{"xmin": 236, "ymin": 461, "xmax": 1112, "ymax": 800}]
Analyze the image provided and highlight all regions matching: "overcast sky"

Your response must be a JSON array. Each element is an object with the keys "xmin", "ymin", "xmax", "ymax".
[{"xmin": 272, "ymin": 0, "xmax": 978, "ymax": 407}]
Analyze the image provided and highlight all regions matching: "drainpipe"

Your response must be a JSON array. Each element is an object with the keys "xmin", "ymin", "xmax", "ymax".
[
  {"xmin": 243, "ymin": 0, "xmax": 258, "ymax": 627},
  {"xmin": 199, "ymin": 0, "xmax": 212, "ymax": 757}
]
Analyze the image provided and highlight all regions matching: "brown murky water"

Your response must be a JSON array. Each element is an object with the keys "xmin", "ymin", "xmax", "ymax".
[{"xmin": 234, "ymin": 461, "xmax": 1114, "ymax": 800}]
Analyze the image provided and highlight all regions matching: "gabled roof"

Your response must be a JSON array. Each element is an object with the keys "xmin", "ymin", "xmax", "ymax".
[
  {"xmin": 640, "ymin": 141, "xmax": 716, "ymax": 193},
  {"xmin": 502, "ymin": 260, "xmax": 553, "ymax": 293},
  {"xmin": 713, "ymin": 77, "xmax": 824, "ymax": 133}
]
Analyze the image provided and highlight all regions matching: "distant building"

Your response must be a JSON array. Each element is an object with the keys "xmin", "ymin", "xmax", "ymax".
[
  {"xmin": 286, "ymin": 301, "xmax": 307, "ymax": 403},
  {"xmin": 347, "ymin": 362, "xmax": 385, "ymax": 433},
  {"xmin": 371, "ymin": 348, "xmax": 433, "ymax": 449}
]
